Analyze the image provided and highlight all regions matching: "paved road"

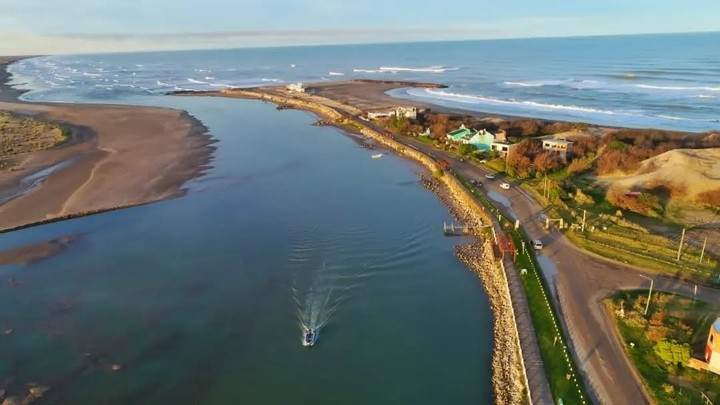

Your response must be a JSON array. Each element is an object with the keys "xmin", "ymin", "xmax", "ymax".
[{"xmin": 399, "ymin": 137, "xmax": 720, "ymax": 404}]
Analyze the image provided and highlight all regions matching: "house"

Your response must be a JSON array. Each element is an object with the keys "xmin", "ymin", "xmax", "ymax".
[
  {"xmin": 447, "ymin": 125, "xmax": 515, "ymax": 156},
  {"xmin": 367, "ymin": 109, "xmax": 396, "ymax": 119},
  {"xmin": 542, "ymin": 138, "xmax": 574, "ymax": 160},
  {"xmin": 468, "ymin": 129, "xmax": 496, "ymax": 151},
  {"xmin": 704, "ymin": 317, "xmax": 720, "ymax": 374},
  {"xmin": 367, "ymin": 106, "xmax": 418, "ymax": 120},
  {"xmin": 446, "ymin": 124, "xmax": 479, "ymax": 144},
  {"xmin": 491, "ymin": 141, "xmax": 515, "ymax": 158},
  {"xmin": 395, "ymin": 106, "xmax": 417, "ymax": 119},
  {"xmin": 286, "ymin": 83, "xmax": 305, "ymax": 93}
]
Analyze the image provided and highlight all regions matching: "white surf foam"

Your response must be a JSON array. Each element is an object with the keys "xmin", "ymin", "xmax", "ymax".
[
  {"xmin": 187, "ymin": 78, "xmax": 208, "ymax": 84},
  {"xmin": 354, "ymin": 66, "xmax": 458, "ymax": 74},
  {"xmin": 503, "ymin": 81, "xmax": 544, "ymax": 87},
  {"xmin": 418, "ymin": 88, "xmax": 620, "ymax": 115},
  {"xmin": 636, "ymin": 84, "xmax": 720, "ymax": 92},
  {"xmin": 329, "ymin": 71, "xmax": 344, "ymax": 76}
]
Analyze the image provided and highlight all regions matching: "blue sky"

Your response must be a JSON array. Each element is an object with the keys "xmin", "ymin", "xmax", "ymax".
[{"xmin": 1, "ymin": 0, "xmax": 719, "ymax": 54}]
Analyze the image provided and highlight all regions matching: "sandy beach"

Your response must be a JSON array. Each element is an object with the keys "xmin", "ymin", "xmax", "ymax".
[{"xmin": 0, "ymin": 58, "xmax": 215, "ymax": 233}]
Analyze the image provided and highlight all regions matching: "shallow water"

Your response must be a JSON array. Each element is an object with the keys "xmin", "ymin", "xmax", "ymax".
[{"xmin": 0, "ymin": 97, "xmax": 493, "ymax": 404}]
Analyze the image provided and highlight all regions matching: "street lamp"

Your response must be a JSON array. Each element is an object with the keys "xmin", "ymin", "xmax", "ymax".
[{"xmin": 639, "ymin": 274, "xmax": 654, "ymax": 316}]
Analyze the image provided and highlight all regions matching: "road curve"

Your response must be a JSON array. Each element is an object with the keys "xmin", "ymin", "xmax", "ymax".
[{"xmin": 401, "ymin": 137, "xmax": 720, "ymax": 404}]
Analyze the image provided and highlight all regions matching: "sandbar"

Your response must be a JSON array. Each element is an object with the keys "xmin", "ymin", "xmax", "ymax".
[{"xmin": 0, "ymin": 58, "xmax": 215, "ymax": 232}]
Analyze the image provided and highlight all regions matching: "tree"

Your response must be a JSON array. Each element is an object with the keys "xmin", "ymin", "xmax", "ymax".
[{"xmin": 533, "ymin": 152, "xmax": 561, "ymax": 174}]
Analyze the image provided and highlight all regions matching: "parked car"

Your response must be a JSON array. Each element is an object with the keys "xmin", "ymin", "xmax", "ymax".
[
  {"xmin": 485, "ymin": 173, "xmax": 495, "ymax": 179},
  {"xmin": 500, "ymin": 182, "xmax": 510, "ymax": 190},
  {"xmin": 479, "ymin": 159, "xmax": 487, "ymax": 164},
  {"xmin": 531, "ymin": 240, "xmax": 543, "ymax": 250},
  {"xmin": 470, "ymin": 179, "xmax": 483, "ymax": 187}
]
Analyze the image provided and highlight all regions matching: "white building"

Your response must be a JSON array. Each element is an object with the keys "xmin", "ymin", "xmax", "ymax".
[
  {"xmin": 286, "ymin": 83, "xmax": 305, "ymax": 93},
  {"xmin": 395, "ymin": 106, "xmax": 417, "ymax": 119},
  {"xmin": 367, "ymin": 110, "xmax": 396, "ymax": 119},
  {"xmin": 542, "ymin": 138, "xmax": 573, "ymax": 160}
]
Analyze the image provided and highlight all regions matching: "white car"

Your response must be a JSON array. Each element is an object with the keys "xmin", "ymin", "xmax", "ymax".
[
  {"xmin": 531, "ymin": 240, "xmax": 543, "ymax": 250},
  {"xmin": 500, "ymin": 182, "xmax": 510, "ymax": 190},
  {"xmin": 485, "ymin": 173, "xmax": 495, "ymax": 179}
]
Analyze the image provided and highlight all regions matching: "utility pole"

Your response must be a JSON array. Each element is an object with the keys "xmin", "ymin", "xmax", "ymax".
[
  {"xmin": 699, "ymin": 237, "xmax": 708, "ymax": 264},
  {"xmin": 676, "ymin": 228, "xmax": 686, "ymax": 261},
  {"xmin": 639, "ymin": 274, "xmax": 654, "ymax": 316},
  {"xmin": 581, "ymin": 209, "xmax": 587, "ymax": 233}
]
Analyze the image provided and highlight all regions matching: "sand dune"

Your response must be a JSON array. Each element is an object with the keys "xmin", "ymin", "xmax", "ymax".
[{"xmin": 602, "ymin": 148, "xmax": 720, "ymax": 199}]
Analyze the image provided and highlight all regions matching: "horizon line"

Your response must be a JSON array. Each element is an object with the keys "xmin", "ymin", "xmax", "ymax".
[{"xmin": 4, "ymin": 29, "xmax": 719, "ymax": 58}]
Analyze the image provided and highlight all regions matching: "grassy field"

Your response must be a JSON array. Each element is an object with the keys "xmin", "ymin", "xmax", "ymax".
[
  {"xmin": 0, "ymin": 111, "xmax": 69, "ymax": 162},
  {"xmin": 606, "ymin": 290, "xmax": 720, "ymax": 404},
  {"xmin": 519, "ymin": 171, "xmax": 720, "ymax": 286},
  {"xmin": 457, "ymin": 175, "xmax": 590, "ymax": 405}
]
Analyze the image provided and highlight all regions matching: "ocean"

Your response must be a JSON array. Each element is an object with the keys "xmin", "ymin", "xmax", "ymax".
[{"xmin": 8, "ymin": 32, "xmax": 720, "ymax": 132}]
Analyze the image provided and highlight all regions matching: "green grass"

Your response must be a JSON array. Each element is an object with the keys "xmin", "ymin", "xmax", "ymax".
[
  {"xmin": 518, "ymin": 172, "xmax": 720, "ymax": 286},
  {"xmin": 456, "ymin": 175, "xmax": 590, "ymax": 404},
  {"xmin": 607, "ymin": 291, "xmax": 720, "ymax": 404},
  {"xmin": 415, "ymin": 135, "xmax": 435, "ymax": 145}
]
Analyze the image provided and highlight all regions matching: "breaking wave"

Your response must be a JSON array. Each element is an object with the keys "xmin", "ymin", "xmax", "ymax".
[
  {"xmin": 636, "ymin": 84, "xmax": 720, "ymax": 92},
  {"xmin": 354, "ymin": 65, "xmax": 458, "ymax": 74},
  {"xmin": 416, "ymin": 88, "xmax": 620, "ymax": 115}
]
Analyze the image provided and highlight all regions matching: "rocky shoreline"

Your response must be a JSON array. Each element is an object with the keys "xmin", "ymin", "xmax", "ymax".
[
  {"xmin": 199, "ymin": 88, "xmax": 528, "ymax": 403},
  {"xmin": 420, "ymin": 174, "xmax": 525, "ymax": 405}
]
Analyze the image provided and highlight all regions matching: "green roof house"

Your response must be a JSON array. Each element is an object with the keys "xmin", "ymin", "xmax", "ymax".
[
  {"xmin": 446, "ymin": 124, "xmax": 477, "ymax": 142},
  {"xmin": 446, "ymin": 125, "xmax": 497, "ymax": 151}
]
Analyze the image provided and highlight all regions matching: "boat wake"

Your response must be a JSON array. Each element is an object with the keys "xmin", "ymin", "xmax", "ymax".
[{"xmin": 293, "ymin": 261, "xmax": 367, "ymax": 346}]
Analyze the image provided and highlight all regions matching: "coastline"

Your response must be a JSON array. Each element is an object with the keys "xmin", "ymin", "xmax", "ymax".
[
  {"xmin": 184, "ymin": 86, "xmax": 527, "ymax": 403},
  {"xmin": 0, "ymin": 58, "xmax": 215, "ymax": 233}
]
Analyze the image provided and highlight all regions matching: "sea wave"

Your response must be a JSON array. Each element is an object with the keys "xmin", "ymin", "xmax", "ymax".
[
  {"xmin": 187, "ymin": 78, "xmax": 208, "ymax": 84},
  {"xmin": 418, "ymin": 88, "xmax": 620, "ymax": 115},
  {"xmin": 329, "ymin": 71, "xmax": 344, "ymax": 76},
  {"xmin": 354, "ymin": 66, "xmax": 458, "ymax": 74},
  {"xmin": 503, "ymin": 81, "xmax": 544, "ymax": 87},
  {"xmin": 636, "ymin": 84, "xmax": 720, "ymax": 92}
]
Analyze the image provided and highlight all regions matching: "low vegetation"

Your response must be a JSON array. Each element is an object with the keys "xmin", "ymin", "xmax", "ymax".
[
  {"xmin": 606, "ymin": 291, "xmax": 720, "ymax": 404},
  {"xmin": 0, "ymin": 111, "xmax": 69, "ymax": 162}
]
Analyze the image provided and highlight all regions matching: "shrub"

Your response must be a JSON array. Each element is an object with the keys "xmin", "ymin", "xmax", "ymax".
[
  {"xmin": 457, "ymin": 144, "xmax": 477, "ymax": 156},
  {"xmin": 567, "ymin": 158, "xmax": 592, "ymax": 175},
  {"xmin": 653, "ymin": 339, "xmax": 690, "ymax": 367}
]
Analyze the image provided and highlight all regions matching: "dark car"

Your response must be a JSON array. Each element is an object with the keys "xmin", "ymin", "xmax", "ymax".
[{"xmin": 470, "ymin": 179, "xmax": 483, "ymax": 187}]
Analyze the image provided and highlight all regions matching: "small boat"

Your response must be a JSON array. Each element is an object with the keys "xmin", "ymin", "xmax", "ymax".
[
  {"xmin": 371, "ymin": 153, "xmax": 384, "ymax": 159},
  {"xmin": 302, "ymin": 328, "xmax": 317, "ymax": 347}
]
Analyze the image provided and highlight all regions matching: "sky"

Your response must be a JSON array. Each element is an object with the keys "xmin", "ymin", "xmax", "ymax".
[{"xmin": 1, "ymin": 0, "xmax": 719, "ymax": 55}]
